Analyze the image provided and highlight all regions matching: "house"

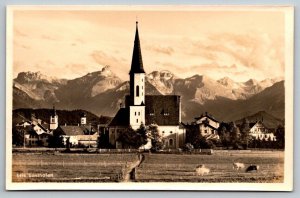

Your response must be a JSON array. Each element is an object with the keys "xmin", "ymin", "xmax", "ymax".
[
  {"xmin": 194, "ymin": 112, "xmax": 220, "ymax": 137},
  {"xmin": 55, "ymin": 125, "xmax": 98, "ymax": 147},
  {"xmin": 15, "ymin": 118, "xmax": 51, "ymax": 147},
  {"xmin": 184, "ymin": 112, "xmax": 220, "ymax": 144},
  {"xmin": 108, "ymin": 21, "xmax": 186, "ymax": 149},
  {"xmin": 50, "ymin": 110, "xmax": 99, "ymax": 147},
  {"xmin": 249, "ymin": 120, "xmax": 276, "ymax": 141}
]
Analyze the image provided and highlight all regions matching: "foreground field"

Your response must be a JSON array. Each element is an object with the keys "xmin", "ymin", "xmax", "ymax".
[
  {"xmin": 12, "ymin": 153, "xmax": 138, "ymax": 182},
  {"xmin": 12, "ymin": 151, "xmax": 284, "ymax": 183},
  {"xmin": 136, "ymin": 151, "xmax": 284, "ymax": 183}
]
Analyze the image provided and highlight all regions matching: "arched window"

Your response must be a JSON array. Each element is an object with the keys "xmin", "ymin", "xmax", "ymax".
[
  {"xmin": 136, "ymin": 85, "xmax": 139, "ymax": 97},
  {"xmin": 169, "ymin": 139, "xmax": 174, "ymax": 147}
]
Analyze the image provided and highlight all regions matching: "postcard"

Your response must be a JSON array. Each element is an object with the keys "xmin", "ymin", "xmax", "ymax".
[{"xmin": 6, "ymin": 5, "xmax": 294, "ymax": 191}]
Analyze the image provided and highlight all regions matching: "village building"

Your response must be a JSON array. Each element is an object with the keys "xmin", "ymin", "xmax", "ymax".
[
  {"xmin": 249, "ymin": 120, "xmax": 276, "ymax": 141},
  {"xmin": 15, "ymin": 117, "xmax": 51, "ymax": 147},
  {"xmin": 184, "ymin": 112, "xmax": 220, "ymax": 143},
  {"xmin": 55, "ymin": 125, "xmax": 98, "ymax": 147},
  {"xmin": 194, "ymin": 112, "xmax": 220, "ymax": 137},
  {"xmin": 52, "ymin": 109, "xmax": 99, "ymax": 147},
  {"xmin": 108, "ymin": 22, "xmax": 186, "ymax": 149}
]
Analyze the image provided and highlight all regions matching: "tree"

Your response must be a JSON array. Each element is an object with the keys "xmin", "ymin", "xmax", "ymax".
[
  {"xmin": 48, "ymin": 130, "xmax": 64, "ymax": 148},
  {"xmin": 148, "ymin": 124, "xmax": 164, "ymax": 152},
  {"xmin": 136, "ymin": 124, "xmax": 149, "ymax": 146},
  {"xmin": 192, "ymin": 133, "xmax": 216, "ymax": 149},
  {"xmin": 117, "ymin": 124, "xmax": 149, "ymax": 149},
  {"xmin": 218, "ymin": 124, "xmax": 231, "ymax": 149},
  {"xmin": 240, "ymin": 118, "xmax": 251, "ymax": 149},
  {"xmin": 275, "ymin": 124, "xmax": 285, "ymax": 149},
  {"xmin": 229, "ymin": 122, "xmax": 242, "ymax": 149},
  {"xmin": 12, "ymin": 126, "xmax": 25, "ymax": 147}
]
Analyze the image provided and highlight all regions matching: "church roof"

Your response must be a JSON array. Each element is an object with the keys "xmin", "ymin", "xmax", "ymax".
[
  {"xmin": 108, "ymin": 108, "xmax": 130, "ymax": 127},
  {"xmin": 145, "ymin": 95, "xmax": 180, "ymax": 126},
  {"xmin": 129, "ymin": 21, "xmax": 145, "ymax": 74},
  {"xmin": 112, "ymin": 95, "xmax": 181, "ymax": 127}
]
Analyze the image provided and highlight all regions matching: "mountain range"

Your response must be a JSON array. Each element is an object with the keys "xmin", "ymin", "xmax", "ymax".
[{"xmin": 13, "ymin": 66, "xmax": 285, "ymax": 124}]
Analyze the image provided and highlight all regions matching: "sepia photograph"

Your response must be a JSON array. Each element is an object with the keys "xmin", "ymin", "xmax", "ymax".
[{"xmin": 6, "ymin": 5, "xmax": 294, "ymax": 191}]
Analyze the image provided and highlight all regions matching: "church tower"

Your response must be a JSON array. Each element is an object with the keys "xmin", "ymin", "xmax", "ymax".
[
  {"xmin": 80, "ymin": 112, "xmax": 87, "ymax": 126},
  {"xmin": 129, "ymin": 21, "xmax": 146, "ymax": 130},
  {"xmin": 50, "ymin": 106, "xmax": 58, "ymax": 130}
]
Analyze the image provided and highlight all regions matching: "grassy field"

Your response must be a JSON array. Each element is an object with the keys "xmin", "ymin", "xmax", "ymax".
[
  {"xmin": 136, "ymin": 151, "xmax": 284, "ymax": 183},
  {"xmin": 12, "ymin": 151, "xmax": 284, "ymax": 183},
  {"xmin": 12, "ymin": 153, "xmax": 138, "ymax": 182}
]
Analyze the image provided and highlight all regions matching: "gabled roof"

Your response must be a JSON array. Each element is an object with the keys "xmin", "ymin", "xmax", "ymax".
[
  {"xmin": 195, "ymin": 113, "xmax": 219, "ymax": 123},
  {"xmin": 129, "ymin": 21, "xmax": 145, "ymax": 74},
  {"xmin": 108, "ymin": 108, "xmax": 129, "ymax": 127},
  {"xmin": 59, "ymin": 126, "xmax": 90, "ymax": 136},
  {"xmin": 249, "ymin": 120, "xmax": 269, "ymax": 130},
  {"xmin": 199, "ymin": 122, "xmax": 218, "ymax": 131},
  {"xmin": 145, "ymin": 95, "xmax": 180, "ymax": 126},
  {"xmin": 110, "ymin": 95, "xmax": 181, "ymax": 127}
]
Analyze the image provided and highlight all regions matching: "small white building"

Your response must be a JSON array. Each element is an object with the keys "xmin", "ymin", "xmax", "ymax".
[{"xmin": 249, "ymin": 121, "xmax": 276, "ymax": 141}]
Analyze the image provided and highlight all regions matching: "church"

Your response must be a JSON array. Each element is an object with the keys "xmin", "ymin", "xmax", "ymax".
[{"xmin": 108, "ymin": 22, "xmax": 186, "ymax": 149}]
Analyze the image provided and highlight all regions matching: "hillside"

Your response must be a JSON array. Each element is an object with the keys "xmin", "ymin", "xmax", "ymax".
[{"xmin": 12, "ymin": 108, "xmax": 112, "ymax": 126}]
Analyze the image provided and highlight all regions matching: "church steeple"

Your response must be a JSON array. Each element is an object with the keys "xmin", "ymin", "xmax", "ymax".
[
  {"xmin": 129, "ymin": 21, "xmax": 145, "ymax": 74},
  {"xmin": 128, "ymin": 21, "xmax": 146, "ymax": 130}
]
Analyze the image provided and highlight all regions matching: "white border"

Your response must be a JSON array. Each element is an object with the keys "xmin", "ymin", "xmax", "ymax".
[{"xmin": 5, "ymin": 5, "xmax": 294, "ymax": 191}]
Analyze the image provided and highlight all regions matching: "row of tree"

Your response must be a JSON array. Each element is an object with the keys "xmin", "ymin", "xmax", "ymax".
[{"xmin": 185, "ymin": 119, "xmax": 285, "ymax": 150}]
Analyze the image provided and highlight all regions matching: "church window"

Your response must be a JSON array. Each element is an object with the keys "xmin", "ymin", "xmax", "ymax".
[
  {"xmin": 136, "ymin": 86, "xmax": 140, "ymax": 97},
  {"xmin": 136, "ymin": 119, "xmax": 138, "ymax": 123},
  {"xmin": 169, "ymin": 139, "xmax": 174, "ymax": 147},
  {"xmin": 170, "ymin": 131, "xmax": 173, "ymax": 134},
  {"xmin": 138, "ymin": 112, "xmax": 140, "ymax": 116},
  {"xmin": 135, "ymin": 112, "xmax": 136, "ymax": 116}
]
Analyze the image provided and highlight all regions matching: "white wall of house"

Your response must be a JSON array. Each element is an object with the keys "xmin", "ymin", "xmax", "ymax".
[
  {"xmin": 199, "ymin": 124, "xmax": 217, "ymax": 136},
  {"xmin": 33, "ymin": 125, "xmax": 46, "ymax": 135},
  {"xmin": 251, "ymin": 133, "xmax": 276, "ymax": 141},
  {"xmin": 249, "ymin": 122, "xmax": 276, "ymax": 141},
  {"xmin": 159, "ymin": 125, "xmax": 186, "ymax": 149}
]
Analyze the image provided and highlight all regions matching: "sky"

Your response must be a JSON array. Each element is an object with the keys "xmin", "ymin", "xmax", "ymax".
[{"xmin": 12, "ymin": 7, "xmax": 286, "ymax": 82}]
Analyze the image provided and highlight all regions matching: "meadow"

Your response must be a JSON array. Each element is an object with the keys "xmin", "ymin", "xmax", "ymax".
[{"xmin": 12, "ymin": 150, "xmax": 284, "ymax": 183}]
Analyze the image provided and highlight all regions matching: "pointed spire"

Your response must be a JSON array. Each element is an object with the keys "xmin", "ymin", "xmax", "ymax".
[
  {"xmin": 129, "ymin": 21, "xmax": 145, "ymax": 74},
  {"xmin": 51, "ymin": 105, "xmax": 57, "ymax": 116}
]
